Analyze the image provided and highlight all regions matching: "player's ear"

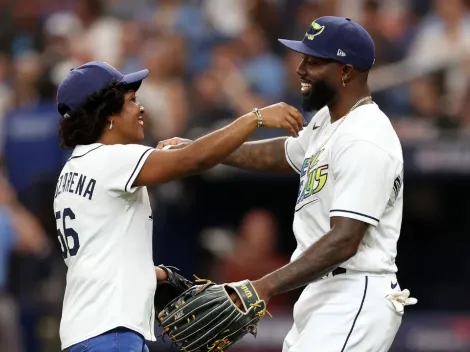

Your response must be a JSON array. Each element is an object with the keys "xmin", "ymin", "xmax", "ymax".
[{"xmin": 341, "ymin": 65, "xmax": 354, "ymax": 85}]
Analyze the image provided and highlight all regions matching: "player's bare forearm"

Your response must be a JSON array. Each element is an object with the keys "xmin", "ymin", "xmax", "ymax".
[
  {"xmin": 180, "ymin": 114, "xmax": 259, "ymax": 172},
  {"xmin": 223, "ymin": 137, "xmax": 293, "ymax": 173},
  {"xmin": 136, "ymin": 114, "xmax": 258, "ymax": 184},
  {"xmin": 258, "ymin": 231, "xmax": 348, "ymax": 294},
  {"xmin": 254, "ymin": 217, "xmax": 369, "ymax": 298},
  {"xmin": 136, "ymin": 103, "xmax": 304, "ymax": 185}
]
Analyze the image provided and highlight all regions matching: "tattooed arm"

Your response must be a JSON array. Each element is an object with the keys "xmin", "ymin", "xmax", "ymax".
[
  {"xmin": 222, "ymin": 137, "xmax": 294, "ymax": 173},
  {"xmin": 157, "ymin": 137, "xmax": 294, "ymax": 173}
]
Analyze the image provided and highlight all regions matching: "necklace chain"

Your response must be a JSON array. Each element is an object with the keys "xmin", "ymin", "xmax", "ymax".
[{"xmin": 308, "ymin": 96, "xmax": 373, "ymax": 168}]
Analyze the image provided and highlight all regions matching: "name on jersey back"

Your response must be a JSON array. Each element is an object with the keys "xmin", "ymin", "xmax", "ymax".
[{"xmin": 54, "ymin": 171, "xmax": 96, "ymax": 200}]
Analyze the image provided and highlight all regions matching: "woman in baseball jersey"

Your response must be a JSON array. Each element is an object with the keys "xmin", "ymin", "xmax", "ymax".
[{"xmin": 54, "ymin": 61, "xmax": 304, "ymax": 352}]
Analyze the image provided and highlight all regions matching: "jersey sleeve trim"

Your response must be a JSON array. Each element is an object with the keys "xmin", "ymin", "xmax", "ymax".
[
  {"xmin": 330, "ymin": 209, "xmax": 379, "ymax": 226},
  {"xmin": 125, "ymin": 147, "xmax": 154, "ymax": 192},
  {"xmin": 284, "ymin": 139, "xmax": 301, "ymax": 174}
]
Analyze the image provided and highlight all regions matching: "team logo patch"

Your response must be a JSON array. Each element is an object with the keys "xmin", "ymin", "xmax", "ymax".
[
  {"xmin": 305, "ymin": 21, "xmax": 325, "ymax": 40},
  {"xmin": 295, "ymin": 149, "xmax": 329, "ymax": 211},
  {"xmin": 388, "ymin": 172, "xmax": 403, "ymax": 206}
]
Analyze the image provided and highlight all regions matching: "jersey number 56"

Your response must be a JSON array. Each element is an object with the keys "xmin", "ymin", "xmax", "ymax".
[{"xmin": 55, "ymin": 208, "xmax": 80, "ymax": 259}]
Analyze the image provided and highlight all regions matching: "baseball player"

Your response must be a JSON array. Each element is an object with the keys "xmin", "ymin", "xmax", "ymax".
[
  {"xmin": 53, "ymin": 61, "xmax": 303, "ymax": 352},
  {"xmin": 159, "ymin": 16, "xmax": 417, "ymax": 351}
]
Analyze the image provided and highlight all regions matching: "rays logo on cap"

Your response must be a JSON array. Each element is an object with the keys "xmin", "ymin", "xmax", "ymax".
[{"xmin": 305, "ymin": 21, "xmax": 325, "ymax": 40}]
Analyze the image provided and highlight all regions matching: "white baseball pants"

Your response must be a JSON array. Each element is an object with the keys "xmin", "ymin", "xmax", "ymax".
[{"xmin": 282, "ymin": 272, "xmax": 404, "ymax": 352}]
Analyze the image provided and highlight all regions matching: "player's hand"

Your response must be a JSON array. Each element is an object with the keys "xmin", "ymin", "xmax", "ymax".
[
  {"xmin": 156, "ymin": 137, "xmax": 193, "ymax": 150},
  {"xmin": 258, "ymin": 102, "xmax": 305, "ymax": 137},
  {"xmin": 229, "ymin": 291, "xmax": 244, "ymax": 310}
]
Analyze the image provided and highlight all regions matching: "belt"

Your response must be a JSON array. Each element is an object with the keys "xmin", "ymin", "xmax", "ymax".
[
  {"xmin": 331, "ymin": 267, "xmax": 347, "ymax": 276},
  {"xmin": 325, "ymin": 267, "xmax": 394, "ymax": 279},
  {"xmin": 321, "ymin": 267, "xmax": 347, "ymax": 279}
]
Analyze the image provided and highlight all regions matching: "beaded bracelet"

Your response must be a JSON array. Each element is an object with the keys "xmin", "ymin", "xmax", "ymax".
[{"xmin": 252, "ymin": 108, "xmax": 263, "ymax": 128}]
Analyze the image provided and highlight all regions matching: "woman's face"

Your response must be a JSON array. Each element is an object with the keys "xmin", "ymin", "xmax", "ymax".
[{"xmin": 112, "ymin": 90, "xmax": 146, "ymax": 143}]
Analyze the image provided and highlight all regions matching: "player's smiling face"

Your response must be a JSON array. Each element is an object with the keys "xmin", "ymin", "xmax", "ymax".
[
  {"xmin": 112, "ymin": 90, "xmax": 146, "ymax": 143},
  {"xmin": 296, "ymin": 55, "xmax": 339, "ymax": 112}
]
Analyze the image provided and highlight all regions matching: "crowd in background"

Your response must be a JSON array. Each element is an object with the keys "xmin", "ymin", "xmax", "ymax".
[{"xmin": 0, "ymin": 0, "xmax": 469, "ymax": 351}]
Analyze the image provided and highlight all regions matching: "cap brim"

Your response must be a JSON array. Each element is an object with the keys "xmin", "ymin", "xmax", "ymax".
[
  {"xmin": 121, "ymin": 69, "xmax": 149, "ymax": 84},
  {"xmin": 278, "ymin": 39, "xmax": 330, "ymax": 59},
  {"xmin": 119, "ymin": 69, "xmax": 149, "ymax": 92}
]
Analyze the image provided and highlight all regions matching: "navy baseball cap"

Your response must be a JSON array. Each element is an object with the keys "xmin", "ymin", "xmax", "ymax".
[
  {"xmin": 57, "ymin": 61, "xmax": 149, "ymax": 114},
  {"xmin": 278, "ymin": 16, "xmax": 375, "ymax": 71}
]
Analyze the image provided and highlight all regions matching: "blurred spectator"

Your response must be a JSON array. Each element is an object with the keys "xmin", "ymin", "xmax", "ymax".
[
  {"xmin": 408, "ymin": 75, "xmax": 459, "ymax": 130},
  {"xmin": 117, "ymin": 21, "xmax": 146, "ymax": 74},
  {"xmin": 42, "ymin": 11, "xmax": 81, "ymax": 69},
  {"xmin": 246, "ymin": 0, "xmax": 283, "ymax": 48},
  {"xmin": 0, "ymin": 173, "xmax": 48, "ymax": 352},
  {"xmin": 137, "ymin": 35, "xmax": 189, "ymax": 142},
  {"xmin": 408, "ymin": 0, "xmax": 470, "ymax": 117},
  {"xmin": 203, "ymin": 0, "xmax": 250, "ymax": 37},
  {"xmin": 455, "ymin": 57, "xmax": 470, "ymax": 130},
  {"xmin": 105, "ymin": 0, "xmax": 149, "ymax": 19},
  {"xmin": 7, "ymin": 2, "xmax": 45, "ymax": 58},
  {"xmin": 409, "ymin": 76, "xmax": 441, "ymax": 118},
  {"xmin": 362, "ymin": 0, "xmax": 415, "ymax": 66},
  {"xmin": 74, "ymin": 0, "xmax": 123, "ymax": 67},
  {"xmin": 199, "ymin": 40, "xmax": 290, "ymax": 139},
  {"xmin": 411, "ymin": 0, "xmax": 470, "ymax": 68},
  {"xmin": 280, "ymin": 0, "xmax": 322, "ymax": 43},
  {"xmin": 1, "ymin": 53, "xmax": 67, "ymax": 197},
  {"xmin": 0, "ymin": 54, "xmax": 14, "ymax": 153},
  {"xmin": 136, "ymin": 0, "xmax": 205, "ymax": 37},
  {"xmin": 187, "ymin": 70, "xmax": 235, "ymax": 136},
  {"xmin": 237, "ymin": 25, "xmax": 287, "ymax": 103},
  {"xmin": 0, "ymin": 177, "xmax": 23, "ymax": 352},
  {"xmin": 211, "ymin": 209, "xmax": 291, "ymax": 311},
  {"xmin": 209, "ymin": 41, "xmax": 264, "ymax": 117}
]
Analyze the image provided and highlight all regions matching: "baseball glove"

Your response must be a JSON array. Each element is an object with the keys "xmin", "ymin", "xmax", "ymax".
[
  {"xmin": 154, "ymin": 265, "xmax": 194, "ymax": 313},
  {"xmin": 157, "ymin": 278, "xmax": 270, "ymax": 352}
]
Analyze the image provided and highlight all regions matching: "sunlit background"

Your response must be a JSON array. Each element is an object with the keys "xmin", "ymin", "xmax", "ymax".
[{"xmin": 1, "ymin": 0, "xmax": 470, "ymax": 351}]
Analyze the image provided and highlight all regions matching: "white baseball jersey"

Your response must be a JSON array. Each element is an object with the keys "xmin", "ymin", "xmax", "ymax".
[
  {"xmin": 53, "ymin": 143, "xmax": 157, "ymax": 349},
  {"xmin": 285, "ymin": 103, "xmax": 403, "ymax": 273}
]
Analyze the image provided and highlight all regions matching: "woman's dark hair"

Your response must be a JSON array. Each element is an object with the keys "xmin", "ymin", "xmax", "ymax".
[{"xmin": 58, "ymin": 81, "xmax": 128, "ymax": 149}]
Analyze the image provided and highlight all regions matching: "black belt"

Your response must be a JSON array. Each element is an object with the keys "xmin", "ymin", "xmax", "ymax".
[{"xmin": 331, "ymin": 267, "xmax": 347, "ymax": 276}]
